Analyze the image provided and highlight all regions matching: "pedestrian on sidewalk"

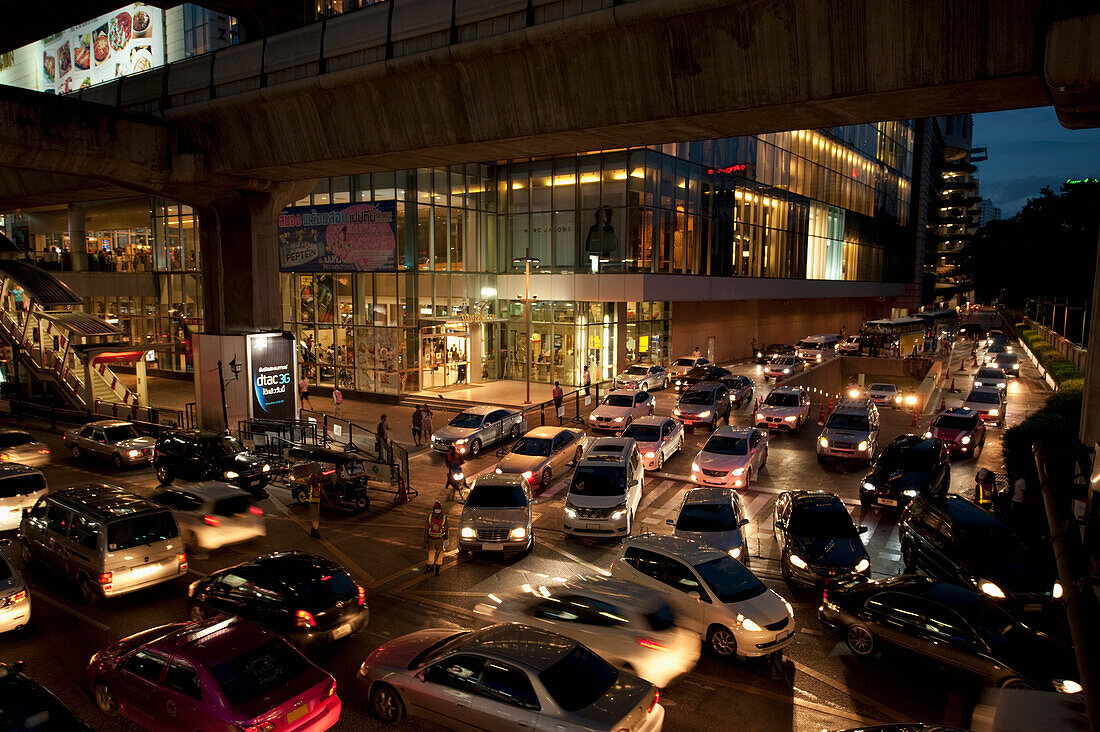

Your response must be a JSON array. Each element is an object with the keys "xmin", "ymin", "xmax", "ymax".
[
  {"xmin": 307, "ymin": 473, "xmax": 322, "ymax": 539},
  {"xmin": 332, "ymin": 387, "xmax": 343, "ymax": 417},
  {"xmin": 692, "ymin": 346, "xmax": 701, "ymax": 357},
  {"xmin": 1009, "ymin": 470, "xmax": 1027, "ymax": 526},
  {"xmin": 376, "ymin": 413, "xmax": 391, "ymax": 463},
  {"xmin": 552, "ymin": 381, "xmax": 564, "ymax": 425},
  {"xmin": 299, "ymin": 372, "xmax": 312, "ymax": 411},
  {"xmin": 412, "ymin": 405, "xmax": 424, "ymax": 447},
  {"xmin": 421, "ymin": 405, "xmax": 434, "ymax": 442},
  {"xmin": 751, "ymin": 337, "xmax": 758, "ymax": 358},
  {"xmin": 582, "ymin": 363, "xmax": 591, "ymax": 397},
  {"xmin": 424, "ymin": 501, "xmax": 447, "ymax": 575}
]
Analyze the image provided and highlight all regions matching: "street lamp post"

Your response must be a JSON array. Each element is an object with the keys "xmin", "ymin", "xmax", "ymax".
[{"xmin": 513, "ymin": 256, "xmax": 540, "ymax": 405}]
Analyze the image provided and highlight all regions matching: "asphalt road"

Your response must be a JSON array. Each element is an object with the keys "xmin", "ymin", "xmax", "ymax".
[{"xmin": 0, "ymin": 311, "xmax": 1056, "ymax": 732}]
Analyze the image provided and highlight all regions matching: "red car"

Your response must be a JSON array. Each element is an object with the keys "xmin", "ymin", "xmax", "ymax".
[
  {"xmin": 86, "ymin": 616, "xmax": 341, "ymax": 731},
  {"xmin": 925, "ymin": 407, "xmax": 986, "ymax": 457}
]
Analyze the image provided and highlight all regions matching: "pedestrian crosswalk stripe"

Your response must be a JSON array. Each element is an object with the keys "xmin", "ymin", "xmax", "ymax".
[
  {"xmin": 743, "ymin": 492, "xmax": 772, "ymax": 521},
  {"xmin": 639, "ymin": 480, "xmax": 676, "ymax": 512}
]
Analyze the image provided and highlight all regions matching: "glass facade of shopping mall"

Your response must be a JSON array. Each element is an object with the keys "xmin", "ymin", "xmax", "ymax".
[{"xmin": 2, "ymin": 122, "xmax": 915, "ymax": 392}]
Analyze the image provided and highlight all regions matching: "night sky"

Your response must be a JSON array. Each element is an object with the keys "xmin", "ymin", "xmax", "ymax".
[{"xmin": 972, "ymin": 107, "xmax": 1100, "ymax": 218}]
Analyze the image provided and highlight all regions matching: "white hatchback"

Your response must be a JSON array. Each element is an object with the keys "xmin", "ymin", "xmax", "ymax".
[
  {"xmin": 612, "ymin": 534, "xmax": 795, "ymax": 659},
  {"xmin": 149, "ymin": 483, "xmax": 266, "ymax": 552},
  {"xmin": 690, "ymin": 426, "xmax": 768, "ymax": 489}
]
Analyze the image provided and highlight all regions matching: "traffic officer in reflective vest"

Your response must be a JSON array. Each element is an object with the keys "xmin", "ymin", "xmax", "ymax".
[
  {"xmin": 308, "ymin": 473, "xmax": 322, "ymax": 539},
  {"xmin": 974, "ymin": 467, "xmax": 995, "ymax": 510},
  {"xmin": 424, "ymin": 501, "xmax": 447, "ymax": 575}
]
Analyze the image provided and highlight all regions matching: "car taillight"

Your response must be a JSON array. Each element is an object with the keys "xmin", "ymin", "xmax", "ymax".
[
  {"xmin": 647, "ymin": 688, "xmax": 660, "ymax": 714},
  {"xmin": 2, "ymin": 590, "xmax": 27, "ymax": 607},
  {"xmin": 38, "ymin": 449, "xmax": 49, "ymax": 455},
  {"xmin": 637, "ymin": 637, "xmax": 666, "ymax": 651},
  {"xmin": 295, "ymin": 610, "xmax": 316, "ymax": 628},
  {"xmin": 822, "ymin": 587, "xmax": 829, "ymax": 605},
  {"xmin": 249, "ymin": 506, "xmax": 263, "ymax": 516},
  {"xmin": 240, "ymin": 722, "xmax": 276, "ymax": 732},
  {"xmin": 178, "ymin": 553, "xmax": 188, "ymax": 572},
  {"xmin": 98, "ymin": 572, "xmax": 112, "ymax": 585},
  {"xmin": 203, "ymin": 515, "xmax": 220, "ymax": 527},
  {"xmin": 326, "ymin": 679, "xmax": 337, "ymax": 697},
  {"xmin": 357, "ymin": 585, "xmax": 365, "ymax": 607}
]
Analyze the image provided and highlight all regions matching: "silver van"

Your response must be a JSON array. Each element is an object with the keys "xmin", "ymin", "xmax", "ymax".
[
  {"xmin": 795, "ymin": 334, "xmax": 841, "ymax": 363},
  {"xmin": 817, "ymin": 398, "xmax": 880, "ymax": 462},
  {"xmin": 19, "ymin": 484, "xmax": 186, "ymax": 604}
]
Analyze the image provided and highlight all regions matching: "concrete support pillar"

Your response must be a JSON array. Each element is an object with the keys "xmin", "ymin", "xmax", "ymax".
[
  {"xmin": 469, "ymin": 322, "xmax": 483, "ymax": 385},
  {"xmin": 1080, "ymin": 225, "xmax": 1100, "ymax": 447},
  {"xmin": 135, "ymin": 357, "xmax": 149, "ymax": 407},
  {"xmin": 67, "ymin": 204, "xmax": 87, "ymax": 271}
]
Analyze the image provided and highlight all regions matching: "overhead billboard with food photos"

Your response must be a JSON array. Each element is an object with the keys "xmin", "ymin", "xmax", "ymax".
[{"xmin": 39, "ymin": 4, "xmax": 164, "ymax": 95}]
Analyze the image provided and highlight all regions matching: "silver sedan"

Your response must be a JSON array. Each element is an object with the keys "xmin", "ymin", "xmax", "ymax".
[
  {"xmin": 431, "ymin": 406, "xmax": 526, "ymax": 457},
  {"xmin": 621, "ymin": 416, "xmax": 684, "ymax": 470},
  {"xmin": 62, "ymin": 421, "xmax": 156, "ymax": 467},
  {"xmin": 358, "ymin": 624, "xmax": 664, "ymax": 732},
  {"xmin": 614, "ymin": 364, "xmax": 668, "ymax": 391}
]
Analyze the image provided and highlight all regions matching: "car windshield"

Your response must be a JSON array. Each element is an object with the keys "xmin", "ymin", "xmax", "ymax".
[
  {"xmin": 539, "ymin": 644, "xmax": 618, "ymax": 712},
  {"xmin": 827, "ymin": 413, "xmax": 869, "ymax": 431},
  {"xmin": 604, "ymin": 395, "xmax": 635, "ymax": 407},
  {"xmin": 624, "ymin": 366, "xmax": 649, "ymax": 375},
  {"xmin": 673, "ymin": 358, "xmax": 697, "ymax": 367},
  {"xmin": 466, "ymin": 483, "xmax": 527, "ymax": 508},
  {"xmin": 448, "ymin": 413, "xmax": 485, "ymax": 429},
  {"xmin": 680, "ymin": 391, "xmax": 713, "ymax": 405},
  {"xmin": 210, "ymin": 436, "xmax": 245, "ymax": 455},
  {"xmin": 287, "ymin": 569, "xmax": 357, "ymax": 609},
  {"xmin": 411, "ymin": 631, "xmax": 470, "ymax": 669},
  {"xmin": 880, "ymin": 444, "xmax": 935, "ymax": 473},
  {"xmin": 104, "ymin": 425, "xmax": 140, "ymax": 442},
  {"xmin": 569, "ymin": 465, "xmax": 626, "ymax": 496},
  {"xmin": 795, "ymin": 340, "xmax": 818, "ymax": 349},
  {"xmin": 0, "ymin": 473, "xmax": 45, "ymax": 499},
  {"xmin": 986, "ymin": 345, "xmax": 1006, "ymax": 354},
  {"xmin": 967, "ymin": 390, "xmax": 1001, "ymax": 404},
  {"xmin": 511, "ymin": 438, "xmax": 552, "ymax": 457},
  {"xmin": 764, "ymin": 344, "xmax": 787, "ymax": 353},
  {"xmin": 702, "ymin": 436, "xmax": 748, "ymax": 455},
  {"xmin": 933, "ymin": 415, "xmax": 978, "ymax": 431},
  {"xmin": 995, "ymin": 355, "xmax": 1018, "ymax": 364},
  {"xmin": 869, "ymin": 384, "xmax": 896, "ymax": 393},
  {"xmin": 211, "ymin": 638, "xmax": 310, "ymax": 708},
  {"xmin": 622, "ymin": 424, "xmax": 661, "ymax": 442},
  {"xmin": 769, "ymin": 357, "xmax": 796, "ymax": 366},
  {"xmin": 787, "ymin": 502, "xmax": 857, "ymax": 537},
  {"xmin": 695, "ymin": 556, "xmax": 767, "ymax": 603},
  {"xmin": 107, "ymin": 511, "xmax": 178, "ymax": 551},
  {"xmin": 977, "ymin": 369, "xmax": 1004, "ymax": 379},
  {"xmin": 764, "ymin": 392, "xmax": 799, "ymax": 407},
  {"xmin": 677, "ymin": 503, "xmax": 738, "ymax": 532}
]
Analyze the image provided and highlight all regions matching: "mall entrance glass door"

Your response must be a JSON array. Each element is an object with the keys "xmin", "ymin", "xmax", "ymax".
[{"xmin": 421, "ymin": 324, "xmax": 469, "ymax": 390}]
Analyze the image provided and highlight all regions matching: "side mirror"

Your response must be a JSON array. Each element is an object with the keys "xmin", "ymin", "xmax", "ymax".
[
  {"xmin": 687, "ymin": 590, "xmax": 701, "ymax": 601},
  {"xmin": 416, "ymin": 668, "xmax": 429, "ymax": 683},
  {"xmin": 739, "ymin": 518, "xmax": 750, "ymax": 527},
  {"xmin": 859, "ymin": 525, "xmax": 869, "ymax": 534},
  {"xmin": 666, "ymin": 519, "xmax": 675, "ymax": 527}
]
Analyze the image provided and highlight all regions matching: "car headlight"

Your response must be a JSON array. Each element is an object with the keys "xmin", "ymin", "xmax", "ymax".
[
  {"xmin": 960, "ymin": 435, "xmax": 971, "ymax": 445},
  {"xmin": 697, "ymin": 411, "xmax": 711, "ymax": 419},
  {"xmin": 819, "ymin": 436, "xmax": 829, "ymax": 448},
  {"xmin": 784, "ymin": 415, "xmax": 797, "ymax": 422},
  {"xmin": 455, "ymin": 438, "xmax": 468, "ymax": 445},
  {"xmin": 997, "ymin": 383, "xmax": 1006, "ymax": 389},
  {"xmin": 224, "ymin": 471, "xmax": 239, "ymax": 479},
  {"xmin": 857, "ymin": 440, "xmax": 869, "ymax": 451},
  {"xmin": 815, "ymin": 354, "xmax": 822, "ymax": 362},
  {"xmin": 611, "ymin": 510, "xmax": 627, "ymax": 520},
  {"xmin": 905, "ymin": 395, "xmax": 917, "ymax": 405},
  {"xmin": 923, "ymin": 431, "xmax": 933, "ymax": 438},
  {"xmin": 509, "ymin": 527, "xmax": 527, "ymax": 540},
  {"xmin": 460, "ymin": 527, "xmax": 476, "ymax": 539},
  {"xmin": 736, "ymin": 614, "xmax": 763, "ymax": 632},
  {"xmin": 589, "ymin": 414, "xmax": 598, "ymax": 421},
  {"xmin": 903, "ymin": 489, "xmax": 918, "ymax": 498},
  {"xmin": 494, "ymin": 468, "xmax": 503, "ymax": 474},
  {"xmin": 855, "ymin": 558, "xmax": 870, "ymax": 573},
  {"xmin": 1012, "ymin": 364, "xmax": 1019, "ymax": 370},
  {"xmin": 127, "ymin": 449, "xmax": 141, "ymax": 458},
  {"xmin": 731, "ymin": 467, "xmax": 745, "ymax": 476},
  {"xmin": 894, "ymin": 395, "xmax": 902, "ymax": 403},
  {"xmin": 988, "ymin": 408, "xmax": 999, "ymax": 416},
  {"xmin": 789, "ymin": 554, "xmax": 808, "ymax": 570},
  {"xmin": 729, "ymin": 547, "xmax": 742, "ymax": 559},
  {"xmin": 564, "ymin": 505, "xmax": 577, "ymax": 519},
  {"xmin": 974, "ymin": 381, "xmax": 983, "ymax": 387},
  {"xmin": 644, "ymin": 451, "xmax": 656, "ymax": 459},
  {"xmin": 861, "ymin": 481, "xmax": 876, "ymax": 491},
  {"xmin": 691, "ymin": 462, "xmax": 700, "ymax": 472},
  {"xmin": 1054, "ymin": 679, "xmax": 1082, "ymax": 694},
  {"xmin": 756, "ymin": 412, "xmax": 765, "ymax": 420},
  {"xmin": 784, "ymin": 599, "xmax": 794, "ymax": 617},
  {"xmin": 673, "ymin": 409, "xmax": 681, "ymax": 416},
  {"xmin": 979, "ymin": 580, "xmax": 1006, "ymax": 599},
  {"xmin": 783, "ymin": 368, "xmax": 790, "ymax": 374},
  {"xmin": 521, "ymin": 470, "xmax": 534, "ymax": 480},
  {"xmin": 1053, "ymin": 581, "xmax": 1064, "ymax": 599},
  {"xmin": 613, "ymin": 416, "xmax": 625, "ymax": 423}
]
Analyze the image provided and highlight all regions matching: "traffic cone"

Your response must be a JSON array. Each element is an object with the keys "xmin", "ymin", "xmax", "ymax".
[
  {"xmin": 817, "ymin": 404, "xmax": 825, "ymax": 426},
  {"xmin": 911, "ymin": 407, "xmax": 920, "ymax": 427},
  {"xmin": 827, "ymin": 396, "xmax": 834, "ymax": 415},
  {"xmin": 950, "ymin": 377, "xmax": 957, "ymax": 393},
  {"xmin": 940, "ymin": 395, "xmax": 946, "ymax": 412}
]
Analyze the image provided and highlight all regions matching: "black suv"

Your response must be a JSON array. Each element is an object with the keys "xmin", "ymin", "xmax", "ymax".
[
  {"xmin": 757, "ymin": 343, "xmax": 795, "ymax": 364},
  {"xmin": 899, "ymin": 494, "xmax": 1057, "ymax": 618},
  {"xmin": 672, "ymin": 365, "xmax": 733, "ymax": 393},
  {"xmin": 859, "ymin": 435, "xmax": 949, "ymax": 510},
  {"xmin": 153, "ymin": 431, "xmax": 270, "ymax": 497}
]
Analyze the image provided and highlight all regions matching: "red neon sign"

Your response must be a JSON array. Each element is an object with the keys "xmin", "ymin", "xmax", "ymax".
[{"xmin": 707, "ymin": 165, "xmax": 747, "ymax": 175}]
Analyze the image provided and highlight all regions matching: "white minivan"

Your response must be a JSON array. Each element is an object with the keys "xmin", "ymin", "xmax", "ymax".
[
  {"xmin": 795, "ymin": 334, "xmax": 841, "ymax": 363},
  {"xmin": 564, "ymin": 438, "xmax": 644, "ymax": 538}
]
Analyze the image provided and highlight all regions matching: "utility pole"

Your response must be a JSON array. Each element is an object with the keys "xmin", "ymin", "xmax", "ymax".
[{"xmin": 513, "ymin": 256, "xmax": 540, "ymax": 405}]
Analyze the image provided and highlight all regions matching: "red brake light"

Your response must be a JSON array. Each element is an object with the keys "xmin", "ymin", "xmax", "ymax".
[
  {"xmin": 637, "ymin": 637, "xmax": 666, "ymax": 651},
  {"xmin": 357, "ymin": 585, "xmax": 365, "ymax": 606},
  {"xmin": 822, "ymin": 587, "xmax": 829, "ymax": 604},
  {"xmin": 203, "ymin": 515, "xmax": 220, "ymax": 527},
  {"xmin": 322, "ymin": 469, "xmax": 336, "ymax": 476},
  {"xmin": 647, "ymin": 687, "xmax": 660, "ymax": 714},
  {"xmin": 2, "ymin": 590, "xmax": 27, "ymax": 607},
  {"xmin": 38, "ymin": 449, "xmax": 49, "ymax": 455},
  {"xmin": 249, "ymin": 506, "xmax": 263, "ymax": 515},
  {"xmin": 241, "ymin": 722, "xmax": 276, "ymax": 732},
  {"xmin": 98, "ymin": 572, "xmax": 112, "ymax": 585},
  {"xmin": 295, "ymin": 610, "xmax": 316, "ymax": 628},
  {"xmin": 326, "ymin": 679, "xmax": 337, "ymax": 697}
]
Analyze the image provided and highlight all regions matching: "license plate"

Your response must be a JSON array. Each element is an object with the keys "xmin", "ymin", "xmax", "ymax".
[
  {"xmin": 332, "ymin": 623, "xmax": 352, "ymax": 639},
  {"xmin": 878, "ymin": 498, "xmax": 898, "ymax": 507},
  {"xmin": 131, "ymin": 563, "xmax": 162, "ymax": 578},
  {"xmin": 1023, "ymin": 603, "xmax": 1043, "ymax": 613},
  {"xmin": 286, "ymin": 702, "xmax": 309, "ymax": 724},
  {"xmin": 483, "ymin": 543, "xmax": 504, "ymax": 551},
  {"xmin": 587, "ymin": 523, "xmax": 602, "ymax": 530}
]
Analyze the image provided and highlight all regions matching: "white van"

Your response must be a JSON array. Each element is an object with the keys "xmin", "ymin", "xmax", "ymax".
[{"xmin": 795, "ymin": 334, "xmax": 841, "ymax": 363}]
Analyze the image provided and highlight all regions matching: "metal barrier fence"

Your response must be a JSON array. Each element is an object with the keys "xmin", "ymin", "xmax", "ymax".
[
  {"xmin": 91, "ymin": 399, "xmax": 190, "ymax": 428},
  {"xmin": 0, "ymin": 397, "xmax": 187, "ymax": 440},
  {"xmin": 512, "ymin": 380, "xmax": 611, "ymax": 431}
]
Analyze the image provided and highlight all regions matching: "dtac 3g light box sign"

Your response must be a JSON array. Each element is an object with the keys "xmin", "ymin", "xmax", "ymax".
[
  {"xmin": 277, "ymin": 202, "xmax": 397, "ymax": 272},
  {"xmin": 246, "ymin": 332, "xmax": 298, "ymax": 421}
]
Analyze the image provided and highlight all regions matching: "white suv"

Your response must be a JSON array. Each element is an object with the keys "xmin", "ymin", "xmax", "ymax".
[
  {"xmin": 755, "ymin": 386, "xmax": 811, "ymax": 432},
  {"xmin": 564, "ymin": 438, "xmax": 644, "ymax": 538},
  {"xmin": 612, "ymin": 533, "xmax": 795, "ymax": 659}
]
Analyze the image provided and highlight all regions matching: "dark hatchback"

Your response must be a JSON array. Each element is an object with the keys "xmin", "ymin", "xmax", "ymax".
[
  {"xmin": 153, "ymin": 431, "xmax": 271, "ymax": 496},
  {"xmin": 0, "ymin": 661, "xmax": 94, "ymax": 731},
  {"xmin": 900, "ymin": 495, "xmax": 1057, "ymax": 617},
  {"xmin": 720, "ymin": 374, "xmax": 755, "ymax": 408},
  {"xmin": 187, "ymin": 550, "xmax": 369, "ymax": 651},
  {"xmin": 859, "ymin": 435, "xmax": 950, "ymax": 510},
  {"xmin": 820, "ymin": 575, "xmax": 1078, "ymax": 691},
  {"xmin": 672, "ymin": 365, "xmax": 733, "ymax": 392},
  {"xmin": 757, "ymin": 343, "xmax": 796, "ymax": 364},
  {"xmin": 773, "ymin": 491, "xmax": 869, "ymax": 586}
]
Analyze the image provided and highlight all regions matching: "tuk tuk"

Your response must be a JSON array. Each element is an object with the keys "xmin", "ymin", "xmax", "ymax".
[{"xmin": 287, "ymin": 445, "xmax": 372, "ymax": 511}]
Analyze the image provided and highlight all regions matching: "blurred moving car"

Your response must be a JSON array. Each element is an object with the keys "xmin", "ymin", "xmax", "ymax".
[
  {"xmin": 867, "ymin": 383, "xmax": 901, "ymax": 408},
  {"xmin": 150, "ymin": 483, "xmax": 266, "ymax": 552},
  {"xmin": 667, "ymin": 487, "xmax": 749, "ymax": 561},
  {"xmin": 720, "ymin": 374, "xmax": 755, "ymax": 409},
  {"xmin": 613, "ymin": 534, "xmax": 795, "ymax": 659},
  {"xmin": 0, "ymin": 661, "xmax": 93, "ymax": 731},
  {"xmin": 153, "ymin": 431, "xmax": 271, "ymax": 496},
  {"xmin": 357, "ymin": 623, "xmax": 664, "ymax": 731},
  {"xmin": 973, "ymin": 366, "xmax": 1008, "ymax": 391},
  {"xmin": 0, "ymin": 464, "xmax": 46, "ymax": 532},
  {"xmin": 86, "ymin": 616, "xmax": 341, "ymax": 731},
  {"xmin": 673, "ymin": 382, "xmax": 731, "ymax": 431},
  {"xmin": 757, "ymin": 344, "xmax": 795, "ymax": 364},
  {"xmin": 614, "ymin": 364, "xmax": 669, "ymax": 391},
  {"xmin": 187, "ymin": 551, "xmax": 369, "ymax": 650},
  {"xmin": 669, "ymin": 355, "xmax": 709, "ymax": 376},
  {"xmin": 773, "ymin": 491, "xmax": 869, "ymax": 585},
  {"xmin": 672, "ymin": 366, "xmax": 732, "ymax": 393},
  {"xmin": 474, "ymin": 576, "xmax": 700, "ymax": 687},
  {"xmin": 458, "ymin": 473, "xmax": 533, "ymax": 554},
  {"xmin": 820, "ymin": 576, "xmax": 1078, "ymax": 692},
  {"xmin": 763, "ymin": 356, "xmax": 804, "ymax": 381},
  {"xmin": 963, "ymin": 387, "xmax": 1007, "ymax": 425},
  {"xmin": 495, "ymin": 426, "xmax": 586, "ymax": 488},
  {"xmin": 926, "ymin": 406, "xmax": 986, "ymax": 457},
  {"xmin": 755, "ymin": 386, "xmax": 811, "ymax": 432},
  {"xmin": 690, "ymin": 426, "xmax": 767, "ymax": 489},
  {"xmin": 63, "ymin": 421, "xmax": 155, "ymax": 468},
  {"xmin": 0, "ymin": 539, "xmax": 30, "ymax": 633},
  {"xmin": 0, "ymin": 430, "xmax": 50, "ymax": 467},
  {"xmin": 430, "ymin": 405, "xmax": 525, "ymax": 456},
  {"xmin": 588, "ymin": 390, "xmax": 655, "ymax": 433},
  {"xmin": 859, "ymin": 435, "xmax": 950, "ymax": 510},
  {"xmin": 622, "ymin": 417, "xmax": 684, "ymax": 471},
  {"xmin": 564, "ymin": 438, "xmax": 644, "ymax": 538}
]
